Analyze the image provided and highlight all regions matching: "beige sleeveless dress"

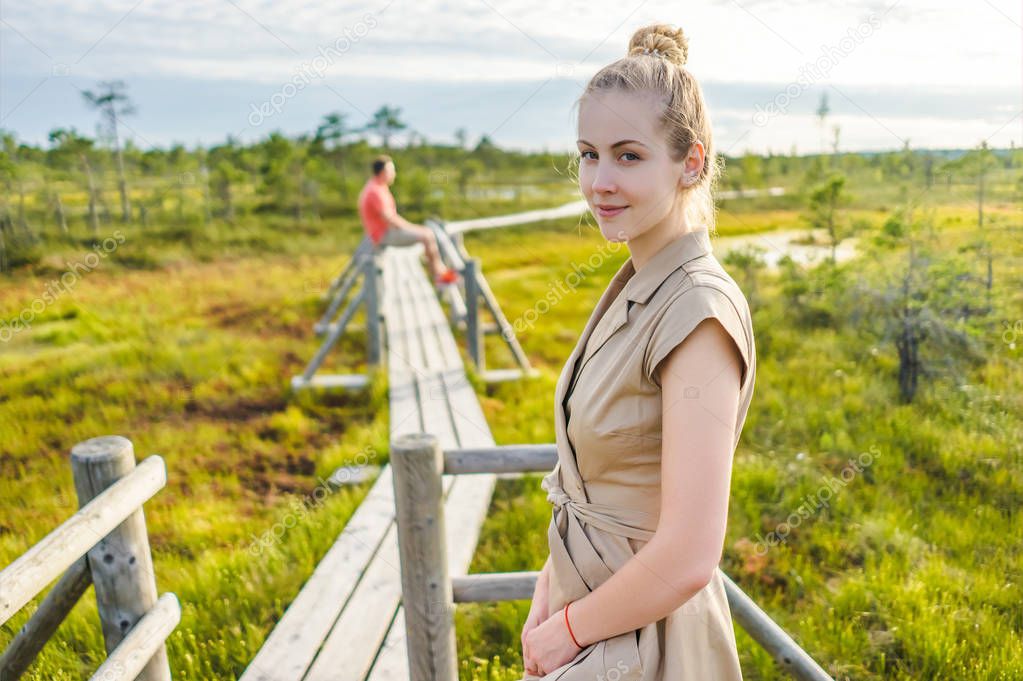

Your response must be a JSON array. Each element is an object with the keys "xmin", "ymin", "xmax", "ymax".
[{"xmin": 525, "ymin": 227, "xmax": 756, "ymax": 681}]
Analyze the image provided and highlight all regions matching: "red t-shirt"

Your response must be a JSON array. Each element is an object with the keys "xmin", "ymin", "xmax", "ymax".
[{"xmin": 358, "ymin": 177, "xmax": 396, "ymax": 245}]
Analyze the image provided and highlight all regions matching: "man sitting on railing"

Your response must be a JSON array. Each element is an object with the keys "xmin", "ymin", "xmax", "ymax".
[{"xmin": 358, "ymin": 154, "xmax": 460, "ymax": 287}]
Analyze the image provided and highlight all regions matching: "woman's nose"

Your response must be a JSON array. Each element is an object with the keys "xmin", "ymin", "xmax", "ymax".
[{"xmin": 591, "ymin": 163, "xmax": 617, "ymax": 194}]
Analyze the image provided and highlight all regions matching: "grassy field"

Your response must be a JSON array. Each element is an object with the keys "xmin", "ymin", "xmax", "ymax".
[{"xmin": 1, "ymin": 167, "xmax": 1021, "ymax": 680}]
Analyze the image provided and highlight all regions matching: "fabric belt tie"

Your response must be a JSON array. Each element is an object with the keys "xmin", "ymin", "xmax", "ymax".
[{"xmin": 543, "ymin": 476, "xmax": 656, "ymax": 543}]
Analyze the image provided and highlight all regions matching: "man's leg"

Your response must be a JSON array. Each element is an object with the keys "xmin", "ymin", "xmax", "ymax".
[
  {"xmin": 382, "ymin": 224, "xmax": 448, "ymax": 280},
  {"xmin": 379, "ymin": 224, "xmax": 421, "ymax": 247},
  {"xmin": 414, "ymin": 228, "xmax": 448, "ymax": 280}
]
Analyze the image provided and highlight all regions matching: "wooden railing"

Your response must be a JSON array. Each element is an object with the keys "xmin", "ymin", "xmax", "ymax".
[
  {"xmin": 0, "ymin": 436, "xmax": 179, "ymax": 681},
  {"xmin": 390, "ymin": 435, "xmax": 834, "ymax": 681}
]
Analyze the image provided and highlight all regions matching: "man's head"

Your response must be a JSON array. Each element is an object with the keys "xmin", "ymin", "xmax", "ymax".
[{"xmin": 372, "ymin": 155, "xmax": 396, "ymax": 184}]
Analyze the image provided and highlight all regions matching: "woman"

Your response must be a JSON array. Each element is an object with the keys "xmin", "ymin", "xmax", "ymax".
[{"xmin": 520, "ymin": 24, "xmax": 756, "ymax": 680}]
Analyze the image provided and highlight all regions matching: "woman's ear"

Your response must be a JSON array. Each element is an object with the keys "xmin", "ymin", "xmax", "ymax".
[{"xmin": 681, "ymin": 141, "xmax": 706, "ymax": 185}]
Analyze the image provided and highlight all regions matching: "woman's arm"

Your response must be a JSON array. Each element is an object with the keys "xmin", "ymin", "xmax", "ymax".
[
  {"xmin": 564, "ymin": 317, "xmax": 743, "ymax": 645},
  {"xmin": 529, "ymin": 555, "xmax": 552, "ymax": 615}
]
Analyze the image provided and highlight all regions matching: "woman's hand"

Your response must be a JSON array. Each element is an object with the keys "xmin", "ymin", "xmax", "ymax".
[
  {"xmin": 521, "ymin": 563, "xmax": 551, "ymax": 676},
  {"xmin": 521, "ymin": 601, "xmax": 547, "ymax": 675},
  {"xmin": 523, "ymin": 607, "xmax": 584, "ymax": 676}
]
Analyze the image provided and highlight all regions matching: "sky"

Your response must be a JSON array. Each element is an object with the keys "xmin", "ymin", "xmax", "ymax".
[{"xmin": 1, "ymin": 0, "xmax": 1020, "ymax": 156}]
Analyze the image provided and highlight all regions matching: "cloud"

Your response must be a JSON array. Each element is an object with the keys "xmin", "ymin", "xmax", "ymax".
[{"xmin": 1, "ymin": 0, "xmax": 1018, "ymax": 152}]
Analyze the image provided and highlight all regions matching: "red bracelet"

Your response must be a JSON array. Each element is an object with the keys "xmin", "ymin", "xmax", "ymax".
[{"xmin": 564, "ymin": 601, "xmax": 583, "ymax": 649}]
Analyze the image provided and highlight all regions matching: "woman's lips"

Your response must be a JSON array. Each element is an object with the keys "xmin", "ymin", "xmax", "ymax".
[{"xmin": 596, "ymin": 205, "xmax": 627, "ymax": 218}]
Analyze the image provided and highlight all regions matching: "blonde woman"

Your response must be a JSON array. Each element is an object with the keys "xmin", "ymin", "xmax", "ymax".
[{"xmin": 520, "ymin": 24, "xmax": 756, "ymax": 680}]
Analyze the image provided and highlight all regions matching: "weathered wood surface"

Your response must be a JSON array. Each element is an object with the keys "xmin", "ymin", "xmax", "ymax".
[
  {"xmin": 87, "ymin": 592, "xmax": 180, "ymax": 681},
  {"xmin": 441, "ymin": 188, "xmax": 785, "ymax": 235},
  {"xmin": 242, "ymin": 246, "xmax": 497, "ymax": 681},
  {"xmin": 0, "ymin": 558, "xmax": 92, "ymax": 680},
  {"xmin": 70, "ymin": 436, "xmax": 171, "ymax": 681},
  {"xmin": 0, "ymin": 453, "xmax": 165, "ymax": 627},
  {"xmin": 388, "ymin": 434, "xmax": 457, "ymax": 681}
]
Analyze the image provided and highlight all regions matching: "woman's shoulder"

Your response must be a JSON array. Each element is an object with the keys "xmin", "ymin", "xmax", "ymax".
[
  {"xmin": 651, "ymin": 250, "xmax": 751, "ymax": 320},
  {"xmin": 642, "ymin": 251, "xmax": 755, "ymax": 388}
]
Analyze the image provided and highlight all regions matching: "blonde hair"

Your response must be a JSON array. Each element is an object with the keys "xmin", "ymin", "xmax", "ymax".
[{"xmin": 576, "ymin": 24, "xmax": 722, "ymax": 231}]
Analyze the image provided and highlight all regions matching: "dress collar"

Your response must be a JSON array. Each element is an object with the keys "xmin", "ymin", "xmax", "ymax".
[{"xmin": 616, "ymin": 227, "xmax": 713, "ymax": 304}]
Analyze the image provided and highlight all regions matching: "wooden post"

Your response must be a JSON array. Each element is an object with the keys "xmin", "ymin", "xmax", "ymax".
[
  {"xmin": 390, "ymin": 433, "xmax": 457, "ymax": 681},
  {"xmin": 70, "ymin": 436, "xmax": 171, "ymax": 681},
  {"xmin": 463, "ymin": 258, "xmax": 482, "ymax": 371},
  {"xmin": 365, "ymin": 251, "xmax": 383, "ymax": 366}
]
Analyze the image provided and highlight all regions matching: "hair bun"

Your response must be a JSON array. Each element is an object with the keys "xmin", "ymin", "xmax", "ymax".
[{"xmin": 627, "ymin": 24, "xmax": 688, "ymax": 66}]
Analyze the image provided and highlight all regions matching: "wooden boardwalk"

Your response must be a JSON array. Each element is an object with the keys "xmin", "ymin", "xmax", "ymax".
[
  {"xmin": 241, "ymin": 200, "xmax": 832, "ymax": 681},
  {"xmin": 240, "ymin": 244, "xmax": 497, "ymax": 681}
]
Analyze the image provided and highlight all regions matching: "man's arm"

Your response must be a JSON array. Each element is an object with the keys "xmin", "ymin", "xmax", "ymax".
[{"xmin": 382, "ymin": 206, "xmax": 420, "ymax": 231}]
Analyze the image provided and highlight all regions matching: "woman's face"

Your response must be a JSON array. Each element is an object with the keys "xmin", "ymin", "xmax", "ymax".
[{"xmin": 576, "ymin": 88, "xmax": 687, "ymax": 243}]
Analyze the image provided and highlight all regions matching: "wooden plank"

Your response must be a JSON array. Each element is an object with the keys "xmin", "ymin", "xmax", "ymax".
[
  {"xmin": 452, "ymin": 572, "xmax": 539, "ymax": 603},
  {"xmin": 398, "ymin": 254, "xmax": 458, "ymax": 446},
  {"xmin": 385, "ymin": 251, "xmax": 425, "ymax": 438},
  {"xmin": 238, "ymin": 467, "xmax": 397, "ymax": 681},
  {"xmin": 364, "ymin": 609, "xmax": 407, "ymax": 681},
  {"xmin": 366, "ymin": 248, "xmax": 499, "ymax": 678},
  {"xmin": 303, "ymin": 525, "xmax": 404, "ymax": 681},
  {"xmin": 322, "ymin": 237, "xmax": 371, "ymax": 301},
  {"xmin": 303, "ymin": 249, "xmax": 467, "ymax": 680},
  {"xmin": 291, "ymin": 374, "xmax": 370, "ymax": 391},
  {"xmin": 299, "ymin": 474, "xmax": 461, "ymax": 681},
  {"xmin": 398, "ymin": 247, "xmax": 495, "ymax": 576},
  {"xmin": 248, "ymin": 244, "xmax": 501, "ymax": 681},
  {"xmin": 443, "ymin": 200, "xmax": 587, "ymax": 234},
  {"xmin": 480, "ymin": 368, "xmax": 538, "ymax": 383},
  {"xmin": 444, "ymin": 444, "xmax": 556, "ymax": 475},
  {"xmin": 440, "ymin": 478, "xmax": 496, "ymax": 581},
  {"xmin": 361, "ymin": 470, "xmax": 494, "ymax": 678}
]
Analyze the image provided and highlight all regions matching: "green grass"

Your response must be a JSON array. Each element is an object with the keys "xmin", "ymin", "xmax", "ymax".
[
  {"xmin": 460, "ymin": 206, "xmax": 1023, "ymax": 680},
  {"xmin": 1, "ymin": 188, "xmax": 1021, "ymax": 680}
]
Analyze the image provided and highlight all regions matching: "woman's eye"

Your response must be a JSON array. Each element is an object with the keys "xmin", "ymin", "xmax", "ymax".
[{"xmin": 579, "ymin": 151, "xmax": 639, "ymax": 161}]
